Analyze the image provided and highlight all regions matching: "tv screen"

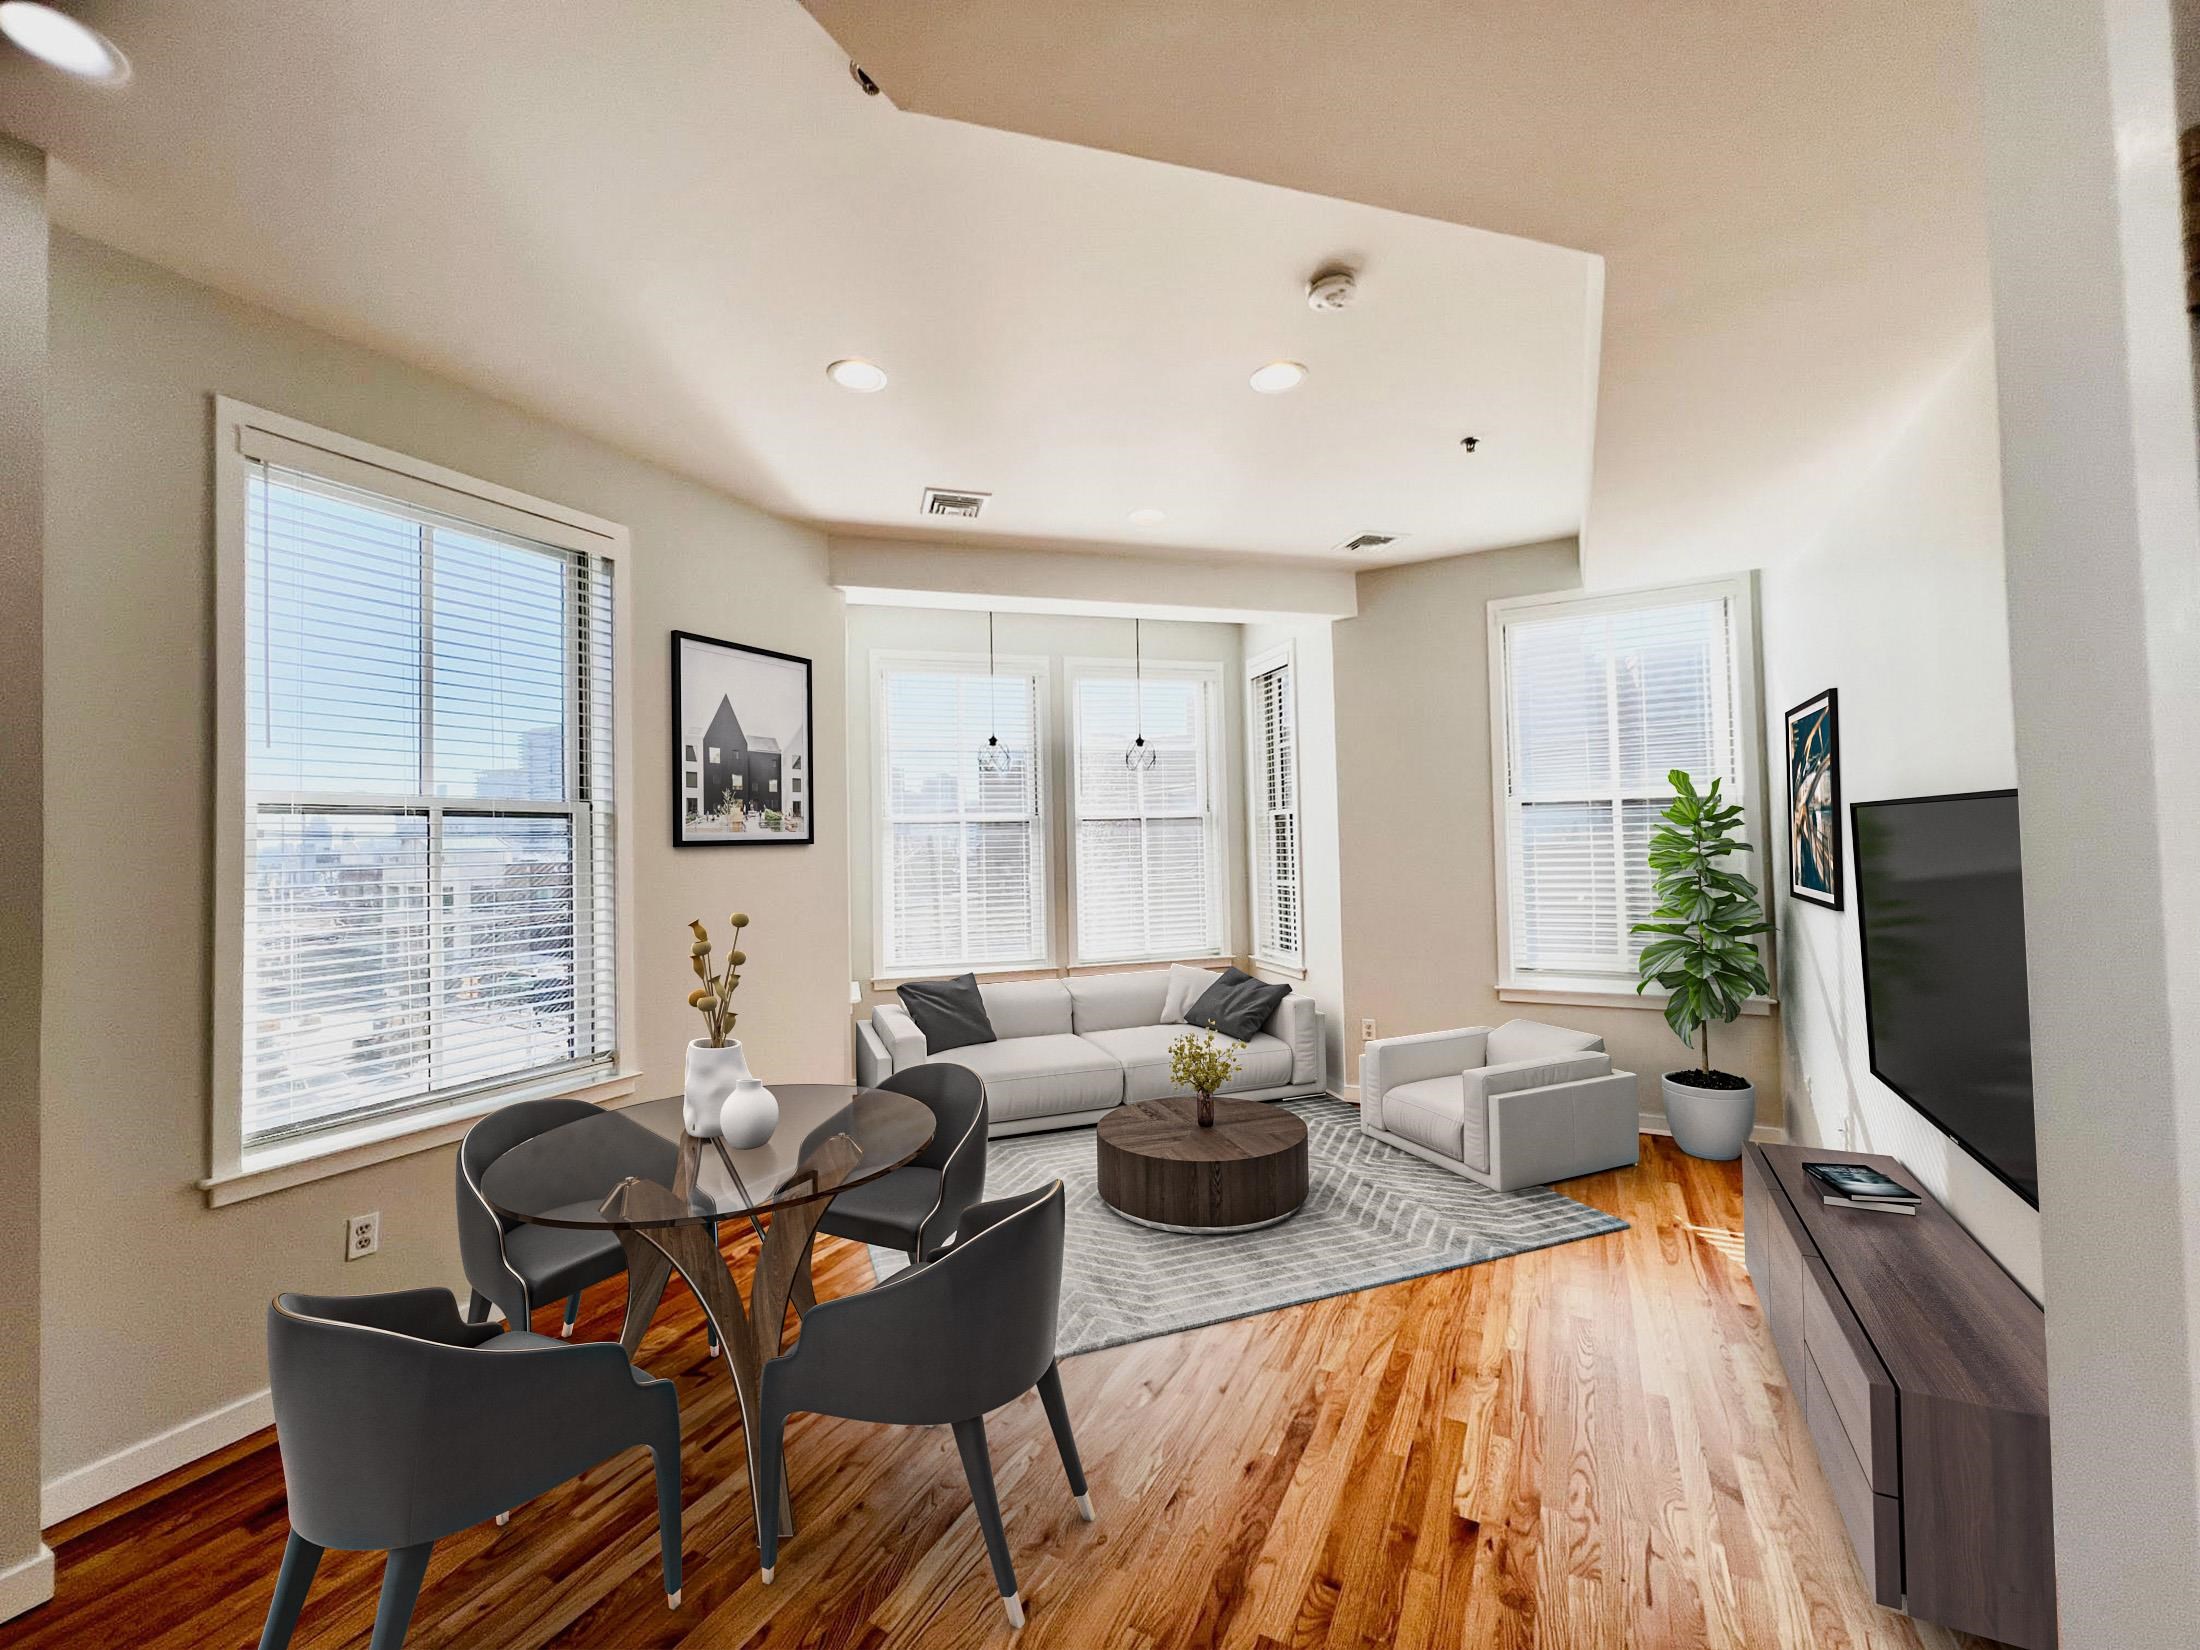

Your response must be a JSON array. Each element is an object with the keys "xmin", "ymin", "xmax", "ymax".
[{"xmin": 1851, "ymin": 790, "xmax": 2038, "ymax": 1206}]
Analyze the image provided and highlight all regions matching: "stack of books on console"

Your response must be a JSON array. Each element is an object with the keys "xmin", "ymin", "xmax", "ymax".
[{"xmin": 1802, "ymin": 1161, "xmax": 1923, "ymax": 1215}]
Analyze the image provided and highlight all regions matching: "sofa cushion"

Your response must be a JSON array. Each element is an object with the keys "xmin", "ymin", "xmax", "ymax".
[
  {"xmin": 896, "ymin": 973, "xmax": 996, "ymax": 1055},
  {"xmin": 1381, "ymin": 1075, "xmax": 1470, "ymax": 1163},
  {"xmin": 974, "ymin": 978, "xmax": 1074, "ymax": 1040},
  {"xmin": 931, "ymin": 1033, "xmax": 1122, "ymax": 1124},
  {"xmin": 1485, "ymin": 1017, "xmax": 1604, "ymax": 1065},
  {"xmin": 1160, "ymin": 963, "xmax": 1224, "ymax": 1024},
  {"xmin": 1184, "ymin": 967, "xmax": 1293, "ymax": 1041},
  {"xmin": 1081, "ymin": 1024, "xmax": 1295, "ymax": 1104},
  {"xmin": 1066, "ymin": 970, "xmax": 1171, "ymax": 1034}
]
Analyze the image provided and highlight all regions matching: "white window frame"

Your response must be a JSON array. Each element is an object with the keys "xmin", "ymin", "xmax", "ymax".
[
  {"xmin": 1486, "ymin": 574, "xmax": 1773, "ymax": 1011},
  {"xmin": 207, "ymin": 398, "xmax": 638, "ymax": 1205},
  {"xmin": 1245, "ymin": 642, "xmax": 1305, "ymax": 973},
  {"xmin": 871, "ymin": 648, "xmax": 1052, "ymax": 979},
  {"xmin": 1065, "ymin": 657, "xmax": 1230, "ymax": 968}
]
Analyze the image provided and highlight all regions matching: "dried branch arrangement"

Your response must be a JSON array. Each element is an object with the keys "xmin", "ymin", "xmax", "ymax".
[{"xmin": 687, "ymin": 912, "xmax": 752, "ymax": 1047}]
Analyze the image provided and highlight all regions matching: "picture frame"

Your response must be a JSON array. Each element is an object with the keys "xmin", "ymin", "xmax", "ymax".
[
  {"xmin": 1784, "ymin": 686, "xmax": 1842, "ymax": 909},
  {"xmin": 671, "ymin": 630, "xmax": 814, "ymax": 847}
]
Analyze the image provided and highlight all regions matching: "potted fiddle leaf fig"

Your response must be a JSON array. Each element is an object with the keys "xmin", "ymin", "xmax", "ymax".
[{"xmin": 1633, "ymin": 770, "xmax": 1771, "ymax": 1160}]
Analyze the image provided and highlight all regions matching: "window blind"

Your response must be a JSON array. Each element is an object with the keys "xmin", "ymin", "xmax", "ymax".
[
  {"xmin": 240, "ymin": 464, "xmax": 619, "ymax": 1145},
  {"xmin": 1072, "ymin": 673, "xmax": 1222, "ymax": 964},
  {"xmin": 1249, "ymin": 657, "xmax": 1302, "ymax": 969},
  {"xmin": 1498, "ymin": 592, "xmax": 1741, "ymax": 979},
  {"xmin": 878, "ymin": 665, "xmax": 1046, "ymax": 973}
]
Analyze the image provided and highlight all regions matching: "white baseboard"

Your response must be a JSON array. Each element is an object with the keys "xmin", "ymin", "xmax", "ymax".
[
  {"xmin": 42, "ymin": 1386, "xmax": 273, "ymax": 1528},
  {"xmin": 1639, "ymin": 1110, "xmax": 1788, "ymax": 1145},
  {"xmin": 0, "ymin": 1545, "xmax": 55, "ymax": 1623}
]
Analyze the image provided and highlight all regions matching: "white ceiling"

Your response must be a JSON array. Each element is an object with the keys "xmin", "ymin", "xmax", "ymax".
[
  {"xmin": 802, "ymin": 0, "xmax": 1994, "ymax": 588},
  {"xmin": 0, "ymin": 0, "xmax": 1605, "ymax": 567}
]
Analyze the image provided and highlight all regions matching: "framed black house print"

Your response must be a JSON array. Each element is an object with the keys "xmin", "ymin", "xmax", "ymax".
[
  {"xmin": 673, "ymin": 631, "xmax": 814, "ymax": 846},
  {"xmin": 1784, "ymin": 686, "xmax": 1842, "ymax": 909}
]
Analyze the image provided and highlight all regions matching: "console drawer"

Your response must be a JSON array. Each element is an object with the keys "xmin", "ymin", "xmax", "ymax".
[
  {"xmin": 1803, "ymin": 1256, "xmax": 1900, "ymax": 1490},
  {"xmin": 1804, "ymin": 1348, "xmax": 1903, "ymax": 1607}
]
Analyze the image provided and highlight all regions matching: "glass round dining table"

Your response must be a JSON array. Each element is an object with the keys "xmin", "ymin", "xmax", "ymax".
[{"xmin": 478, "ymin": 1083, "xmax": 935, "ymax": 1548}]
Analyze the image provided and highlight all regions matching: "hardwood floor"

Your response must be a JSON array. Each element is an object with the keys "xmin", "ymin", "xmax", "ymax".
[{"xmin": 8, "ymin": 1136, "xmax": 2000, "ymax": 1650}]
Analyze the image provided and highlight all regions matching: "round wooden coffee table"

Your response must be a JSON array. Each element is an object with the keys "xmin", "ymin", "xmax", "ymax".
[{"xmin": 1096, "ymin": 1096, "xmax": 1309, "ymax": 1233}]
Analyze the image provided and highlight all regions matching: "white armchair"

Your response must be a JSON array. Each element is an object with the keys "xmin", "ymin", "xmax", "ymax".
[{"xmin": 1360, "ymin": 1018, "xmax": 1639, "ymax": 1191}]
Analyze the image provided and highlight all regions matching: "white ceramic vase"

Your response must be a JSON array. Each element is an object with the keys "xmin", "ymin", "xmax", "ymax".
[{"xmin": 684, "ymin": 1037, "xmax": 778, "ymax": 1147}]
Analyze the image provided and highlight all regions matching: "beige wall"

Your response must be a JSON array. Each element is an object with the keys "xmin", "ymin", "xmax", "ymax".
[
  {"xmin": 1758, "ymin": 336, "xmax": 2040, "ymax": 1296},
  {"xmin": 39, "ymin": 234, "xmax": 851, "ymax": 1497},
  {"xmin": 845, "ymin": 604, "xmax": 1245, "ymax": 991},
  {"xmin": 1330, "ymin": 542, "xmax": 1782, "ymax": 1124},
  {"xmin": 0, "ymin": 136, "xmax": 51, "ymax": 1621}
]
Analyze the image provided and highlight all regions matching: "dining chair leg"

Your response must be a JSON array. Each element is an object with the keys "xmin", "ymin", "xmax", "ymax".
[
  {"xmin": 256, "ymin": 1531, "xmax": 323, "ymax": 1650},
  {"xmin": 368, "ymin": 1542, "xmax": 434, "ymax": 1650},
  {"xmin": 1035, "ymin": 1361, "xmax": 1094, "ymax": 1521},
  {"xmin": 755, "ymin": 1402, "xmax": 789, "ymax": 1583},
  {"xmin": 463, "ymin": 1290, "xmax": 492, "ymax": 1326},
  {"xmin": 951, "ymin": 1417, "xmax": 1023, "ymax": 1626},
  {"xmin": 561, "ymin": 1292, "xmax": 581, "ymax": 1338},
  {"xmin": 651, "ymin": 1443, "xmax": 684, "ymax": 1606}
]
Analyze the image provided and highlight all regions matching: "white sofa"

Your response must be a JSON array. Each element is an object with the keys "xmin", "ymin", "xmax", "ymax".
[
  {"xmin": 856, "ymin": 968, "xmax": 1326, "ymax": 1136},
  {"xmin": 1359, "ymin": 1019, "xmax": 1639, "ymax": 1191}
]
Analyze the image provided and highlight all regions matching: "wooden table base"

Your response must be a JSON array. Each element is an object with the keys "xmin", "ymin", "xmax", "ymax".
[{"xmin": 608, "ymin": 1131, "xmax": 863, "ymax": 1551}]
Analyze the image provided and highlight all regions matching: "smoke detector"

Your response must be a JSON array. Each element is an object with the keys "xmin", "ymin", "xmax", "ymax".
[
  {"xmin": 1336, "ymin": 531, "xmax": 1406, "ymax": 555},
  {"xmin": 921, "ymin": 487, "xmax": 991, "ymax": 520},
  {"xmin": 1307, "ymin": 267, "xmax": 1359, "ymax": 312}
]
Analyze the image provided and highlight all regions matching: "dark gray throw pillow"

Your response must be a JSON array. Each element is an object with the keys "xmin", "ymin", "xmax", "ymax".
[
  {"xmin": 1184, "ymin": 967, "xmax": 1292, "ymax": 1042},
  {"xmin": 897, "ymin": 972, "xmax": 997, "ymax": 1055}
]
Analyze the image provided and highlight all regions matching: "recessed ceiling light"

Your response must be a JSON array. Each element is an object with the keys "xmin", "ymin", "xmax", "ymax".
[
  {"xmin": 0, "ymin": 3, "xmax": 129, "ymax": 83},
  {"xmin": 1128, "ymin": 508, "xmax": 1167, "ymax": 529},
  {"xmin": 1249, "ymin": 360, "xmax": 1307, "ymax": 395},
  {"xmin": 826, "ymin": 358, "xmax": 888, "ymax": 393}
]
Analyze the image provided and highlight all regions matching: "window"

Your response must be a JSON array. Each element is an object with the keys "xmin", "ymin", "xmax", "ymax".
[
  {"xmin": 1246, "ymin": 649, "xmax": 1303, "ymax": 969},
  {"xmin": 215, "ymin": 402, "xmax": 630, "ymax": 1178},
  {"xmin": 1070, "ymin": 665, "xmax": 1225, "ymax": 964},
  {"xmin": 1490, "ymin": 579, "xmax": 1760, "ymax": 987},
  {"xmin": 876, "ymin": 658, "xmax": 1047, "ymax": 974}
]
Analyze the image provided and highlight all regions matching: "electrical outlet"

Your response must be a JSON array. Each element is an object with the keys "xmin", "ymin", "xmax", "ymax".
[
  {"xmin": 1360, "ymin": 1018, "xmax": 1377, "ymax": 1042},
  {"xmin": 345, "ymin": 1211, "xmax": 381, "ymax": 1261}
]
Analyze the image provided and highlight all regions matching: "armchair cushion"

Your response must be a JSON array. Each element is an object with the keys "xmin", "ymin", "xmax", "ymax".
[
  {"xmin": 1381, "ymin": 1075, "xmax": 1468, "ymax": 1160},
  {"xmin": 1360, "ymin": 1027, "xmax": 1491, "ymax": 1133},
  {"xmin": 1485, "ymin": 1017, "xmax": 1605, "ymax": 1064}
]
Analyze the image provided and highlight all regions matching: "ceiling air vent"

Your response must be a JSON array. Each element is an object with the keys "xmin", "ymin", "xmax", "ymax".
[
  {"xmin": 1337, "ymin": 531, "xmax": 1406, "ymax": 555},
  {"xmin": 922, "ymin": 487, "xmax": 991, "ymax": 520}
]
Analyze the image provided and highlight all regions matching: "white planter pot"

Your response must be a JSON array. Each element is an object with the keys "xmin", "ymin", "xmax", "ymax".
[
  {"xmin": 1662, "ymin": 1072, "xmax": 1757, "ymax": 1161},
  {"xmin": 684, "ymin": 1038, "xmax": 779, "ymax": 1146}
]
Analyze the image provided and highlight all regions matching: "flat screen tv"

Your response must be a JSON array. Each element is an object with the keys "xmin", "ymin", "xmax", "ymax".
[{"xmin": 1851, "ymin": 789, "xmax": 2038, "ymax": 1206}]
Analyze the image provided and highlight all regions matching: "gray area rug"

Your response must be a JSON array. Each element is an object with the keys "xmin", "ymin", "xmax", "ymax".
[{"xmin": 870, "ymin": 1096, "xmax": 1627, "ymax": 1357}]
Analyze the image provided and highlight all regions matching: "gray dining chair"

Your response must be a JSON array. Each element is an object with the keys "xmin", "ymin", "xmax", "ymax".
[
  {"xmin": 815, "ymin": 1063, "xmax": 988, "ymax": 1263},
  {"xmin": 257, "ymin": 1287, "xmax": 682, "ymax": 1650},
  {"xmin": 459, "ymin": 1097, "xmax": 627, "ymax": 1337},
  {"xmin": 756, "ymin": 1180, "xmax": 1089, "ymax": 1627}
]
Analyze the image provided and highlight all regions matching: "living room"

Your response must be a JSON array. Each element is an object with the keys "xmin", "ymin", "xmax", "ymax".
[{"xmin": 2, "ymin": 3, "xmax": 2197, "ymax": 1649}]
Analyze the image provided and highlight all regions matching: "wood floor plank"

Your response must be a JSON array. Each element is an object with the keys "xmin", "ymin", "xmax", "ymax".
[{"xmin": 3, "ymin": 1136, "xmax": 2014, "ymax": 1650}]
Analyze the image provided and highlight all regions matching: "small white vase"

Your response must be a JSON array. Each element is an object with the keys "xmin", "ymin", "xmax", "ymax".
[{"xmin": 683, "ymin": 1037, "xmax": 779, "ymax": 1147}]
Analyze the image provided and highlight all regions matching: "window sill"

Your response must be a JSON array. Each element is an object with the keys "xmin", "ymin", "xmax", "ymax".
[
  {"xmin": 1497, "ymin": 980, "xmax": 1777, "ymax": 1017},
  {"xmin": 1249, "ymin": 958, "xmax": 1308, "ymax": 981},
  {"xmin": 868, "ymin": 954, "xmax": 1230, "ymax": 993},
  {"xmin": 201, "ymin": 1068, "xmax": 642, "ymax": 1208}
]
